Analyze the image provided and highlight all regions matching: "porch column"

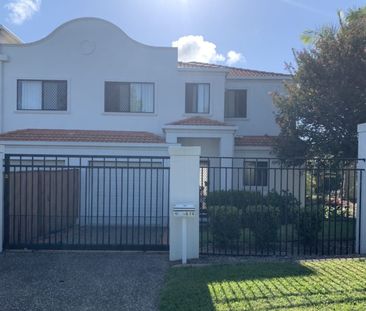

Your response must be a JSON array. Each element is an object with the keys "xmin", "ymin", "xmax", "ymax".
[
  {"xmin": 357, "ymin": 124, "xmax": 366, "ymax": 254},
  {"xmin": 169, "ymin": 146, "xmax": 200, "ymax": 261},
  {"xmin": 219, "ymin": 134, "xmax": 234, "ymax": 191}
]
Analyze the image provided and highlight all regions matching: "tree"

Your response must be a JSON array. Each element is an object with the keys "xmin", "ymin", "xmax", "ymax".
[{"xmin": 273, "ymin": 7, "xmax": 366, "ymax": 159}]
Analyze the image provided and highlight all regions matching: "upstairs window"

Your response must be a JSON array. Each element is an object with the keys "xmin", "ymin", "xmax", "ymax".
[
  {"xmin": 244, "ymin": 161, "xmax": 268, "ymax": 187},
  {"xmin": 225, "ymin": 89, "xmax": 247, "ymax": 118},
  {"xmin": 105, "ymin": 82, "xmax": 154, "ymax": 113},
  {"xmin": 17, "ymin": 80, "xmax": 67, "ymax": 111},
  {"xmin": 185, "ymin": 83, "xmax": 210, "ymax": 113}
]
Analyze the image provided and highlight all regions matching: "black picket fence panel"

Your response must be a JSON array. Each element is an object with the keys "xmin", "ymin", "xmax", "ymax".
[
  {"xmin": 199, "ymin": 157, "xmax": 364, "ymax": 256},
  {"xmin": 4, "ymin": 154, "xmax": 170, "ymax": 251}
]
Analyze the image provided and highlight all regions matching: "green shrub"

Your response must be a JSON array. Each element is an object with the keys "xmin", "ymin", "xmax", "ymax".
[
  {"xmin": 209, "ymin": 206, "xmax": 241, "ymax": 247},
  {"xmin": 206, "ymin": 190, "xmax": 261, "ymax": 208},
  {"xmin": 247, "ymin": 205, "xmax": 281, "ymax": 250},
  {"xmin": 296, "ymin": 208, "xmax": 323, "ymax": 247},
  {"xmin": 206, "ymin": 190, "xmax": 299, "ymax": 226},
  {"xmin": 264, "ymin": 191, "xmax": 300, "ymax": 224}
]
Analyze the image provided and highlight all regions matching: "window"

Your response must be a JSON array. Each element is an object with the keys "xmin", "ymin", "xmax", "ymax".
[
  {"xmin": 244, "ymin": 161, "xmax": 268, "ymax": 186},
  {"xmin": 17, "ymin": 80, "xmax": 67, "ymax": 111},
  {"xmin": 225, "ymin": 89, "xmax": 247, "ymax": 118},
  {"xmin": 185, "ymin": 83, "xmax": 210, "ymax": 113},
  {"xmin": 105, "ymin": 82, "xmax": 154, "ymax": 113}
]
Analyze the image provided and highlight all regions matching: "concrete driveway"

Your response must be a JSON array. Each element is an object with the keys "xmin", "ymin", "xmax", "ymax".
[{"xmin": 0, "ymin": 251, "xmax": 170, "ymax": 311}]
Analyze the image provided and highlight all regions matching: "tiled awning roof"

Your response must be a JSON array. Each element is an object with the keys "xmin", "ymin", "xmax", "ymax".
[
  {"xmin": 0, "ymin": 129, "xmax": 165, "ymax": 144},
  {"xmin": 178, "ymin": 61, "xmax": 290, "ymax": 79},
  {"xmin": 235, "ymin": 135, "xmax": 276, "ymax": 146},
  {"xmin": 167, "ymin": 116, "xmax": 229, "ymax": 126}
]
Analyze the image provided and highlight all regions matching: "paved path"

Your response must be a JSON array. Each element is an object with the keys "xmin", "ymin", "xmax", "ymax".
[{"xmin": 0, "ymin": 251, "xmax": 170, "ymax": 311}]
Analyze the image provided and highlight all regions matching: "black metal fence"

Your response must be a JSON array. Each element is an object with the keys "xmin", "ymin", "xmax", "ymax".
[
  {"xmin": 4, "ymin": 154, "xmax": 170, "ymax": 250},
  {"xmin": 199, "ymin": 157, "xmax": 364, "ymax": 256}
]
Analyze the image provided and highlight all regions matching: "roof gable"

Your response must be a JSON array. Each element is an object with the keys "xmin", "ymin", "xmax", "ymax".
[{"xmin": 0, "ymin": 25, "xmax": 22, "ymax": 44}]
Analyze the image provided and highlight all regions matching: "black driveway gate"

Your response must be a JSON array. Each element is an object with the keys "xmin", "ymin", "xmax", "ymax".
[
  {"xmin": 4, "ymin": 154, "xmax": 170, "ymax": 251},
  {"xmin": 199, "ymin": 157, "xmax": 364, "ymax": 257}
]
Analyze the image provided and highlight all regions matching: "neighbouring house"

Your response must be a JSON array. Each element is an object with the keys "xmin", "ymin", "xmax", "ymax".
[{"xmin": 0, "ymin": 18, "xmax": 297, "ymax": 250}]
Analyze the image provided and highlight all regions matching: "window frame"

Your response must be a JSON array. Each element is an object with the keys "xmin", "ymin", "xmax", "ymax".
[
  {"xmin": 17, "ymin": 79, "xmax": 68, "ymax": 111},
  {"xmin": 243, "ymin": 160, "xmax": 269, "ymax": 187},
  {"xmin": 104, "ymin": 81, "xmax": 155, "ymax": 114},
  {"xmin": 185, "ymin": 83, "xmax": 210, "ymax": 114},
  {"xmin": 224, "ymin": 89, "xmax": 248, "ymax": 119}
]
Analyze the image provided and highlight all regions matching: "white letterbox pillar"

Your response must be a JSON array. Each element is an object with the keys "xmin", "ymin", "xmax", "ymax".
[{"xmin": 169, "ymin": 146, "xmax": 200, "ymax": 262}]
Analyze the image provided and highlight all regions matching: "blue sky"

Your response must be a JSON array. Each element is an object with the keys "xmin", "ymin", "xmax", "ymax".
[{"xmin": 0, "ymin": 0, "xmax": 365, "ymax": 73}]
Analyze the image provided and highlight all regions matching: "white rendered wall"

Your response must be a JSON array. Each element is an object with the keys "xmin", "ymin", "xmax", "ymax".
[
  {"xmin": 177, "ymin": 137, "xmax": 220, "ymax": 157},
  {"xmin": 177, "ymin": 70, "xmax": 227, "ymax": 122},
  {"xmin": 1, "ymin": 18, "xmax": 179, "ymax": 135},
  {"xmin": 1, "ymin": 18, "xmax": 285, "ymax": 139},
  {"xmin": 225, "ymin": 79, "xmax": 286, "ymax": 136}
]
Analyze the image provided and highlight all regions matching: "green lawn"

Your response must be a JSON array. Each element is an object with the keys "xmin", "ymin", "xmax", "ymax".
[{"xmin": 160, "ymin": 258, "xmax": 366, "ymax": 310}]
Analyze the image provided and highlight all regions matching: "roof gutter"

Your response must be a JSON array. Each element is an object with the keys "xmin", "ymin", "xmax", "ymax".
[
  {"xmin": 177, "ymin": 67, "xmax": 230, "ymax": 74},
  {"xmin": 0, "ymin": 140, "xmax": 171, "ymax": 148},
  {"xmin": 227, "ymin": 75, "xmax": 292, "ymax": 81},
  {"xmin": 0, "ymin": 54, "xmax": 9, "ymax": 133},
  {"xmin": 163, "ymin": 124, "xmax": 238, "ymax": 132}
]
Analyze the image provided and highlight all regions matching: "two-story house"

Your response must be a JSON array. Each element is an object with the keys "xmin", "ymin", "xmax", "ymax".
[
  {"xmin": 0, "ymin": 18, "xmax": 302, "ymax": 251},
  {"xmin": 0, "ymin": 18, "xmax": 289, "ymax": 160}
]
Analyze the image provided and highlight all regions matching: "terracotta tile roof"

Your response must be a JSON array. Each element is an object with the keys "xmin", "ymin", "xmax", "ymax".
[
  {"xmin": 178, "ymin": 61, "xmax": 290, "ymax": 79},
  {"xmin": 235, "ymin": 135, "xmax": 277, "ymax": 146},
  {"xmin": 0, "ymin": 129, "xmax": 165, "ymax": 144},
  {"xmin": 167, "ymin": 116, "xmax": 229, "ymax": 126}
]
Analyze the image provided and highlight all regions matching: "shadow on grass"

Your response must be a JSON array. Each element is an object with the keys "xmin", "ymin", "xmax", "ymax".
[{"xmin": 159, "ymin": 260, "xmax": 366, "ymax": 311}]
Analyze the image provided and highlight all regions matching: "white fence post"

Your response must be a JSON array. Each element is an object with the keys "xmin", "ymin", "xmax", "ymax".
[
  {"xmin": 169, "ymin": 146, "xmax": 201, "ymax": 261},
  {"xmin": 0, "ymin": 145, "xmax": 5, "ymax": 252},
  {"xmin": 357, "ymin": 124, "xmax": 366, "ymax": 254}
]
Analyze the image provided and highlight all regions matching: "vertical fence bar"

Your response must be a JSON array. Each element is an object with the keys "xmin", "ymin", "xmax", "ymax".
[
  {"xmin": 137, "ymin": 159, "xmax": 141, "ymax": 246},
  {"xmin": 126, "ymin": 158, "xmax": 130, "ymax": 246},
  {"xmin": 340, "ymin": 164, "xmax": 344, "ymax": 254},
  {"xmin": 3, "ymin": 155, "xmax": 10, "ymax": 249},
  {"xmin": 115, "ymin": 158, "xmax": 118, "ymax": 246},
  {"xmin": 108, "ymin": 165, "xmax": 112, "ymax": 246},
  {"xmin": 149, "ymin": 159, "xmax": 153, "ymax": 246},
  {"xmin": 321, "ymin": 164, "xmax": 326, "ymax": 255},
  {"xmin": 102, "ymin": 158, "xmax": 106, "ymax": 245},
  {"xmin": 18, "ymin": 156, "xmax": 22, "ymax": 246},
  {"xmin": 119, "ymin": 166, "xmax": 124, "ymax": 248}
]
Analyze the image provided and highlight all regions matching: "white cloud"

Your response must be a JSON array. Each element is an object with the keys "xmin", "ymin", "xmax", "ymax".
[
  {"xmin": 5, "ymin": 0, "xmax": 41, "ymax": 25},
  {"xmin": 172, "ymin": 35, "xmax": 224, "ymax": 63},
  {"xmin": 226, "ymin": 50, "xmax": 243, "ymax": 66},
  {"xmin": 172, "ymin": 35, "xmax": 244, "ymax": 66}
]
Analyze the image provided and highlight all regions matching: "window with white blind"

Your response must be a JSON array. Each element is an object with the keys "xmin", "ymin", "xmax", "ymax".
[
  {"xmin": 104, "ymin": 82, "xmax": 154, "ymax": 113},
  {"xmin": 225, "ymin": 89, "xmax": 247, "ymax": 118},
  {"xmin": 17, "ymin": 80, "xmax": 67, "ymax": 111},
  {"xmin": 185, "ymin": 83, "xmax": 210, "ymax": 113}
]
